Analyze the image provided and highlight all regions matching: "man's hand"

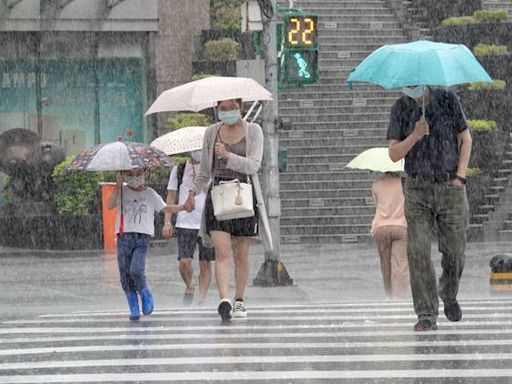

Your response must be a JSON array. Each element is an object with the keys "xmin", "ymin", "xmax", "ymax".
[
  {"xmin": 162, "ymin": 223, "xmax": 173, "ymax": 239},
  {"xmin": 413, "ymin": 117, "xmax": 429, "ymax": 139}
]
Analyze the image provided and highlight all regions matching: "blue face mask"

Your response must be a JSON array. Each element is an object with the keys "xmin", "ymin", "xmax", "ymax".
[
  {"xmin": 218, "ymin": 110, "xmax": 241, "ymax": 125},
  {"xmin": 402, "ymin": 85, "xmax": 425, "ymax": 99}
]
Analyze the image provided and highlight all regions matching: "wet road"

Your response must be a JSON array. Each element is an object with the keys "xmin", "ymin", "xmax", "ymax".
[{"xmin": 1, "ymin": 298, "xmax": 512, "ymax": 383}]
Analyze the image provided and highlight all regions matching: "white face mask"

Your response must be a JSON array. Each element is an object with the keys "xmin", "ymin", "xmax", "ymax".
[
  {"xmin": 125, "ymin": 175, "xmax": 145, "ymax": 188},
  {"xmin": 402, "ymin": 85, "xmax": 425, "ymax": 99},
  {"xmin": 190, "ymin": 151, "xmax": 202, "ymax": 162}
]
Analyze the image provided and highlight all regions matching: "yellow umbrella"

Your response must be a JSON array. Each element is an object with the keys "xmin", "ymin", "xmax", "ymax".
[{"xmin": 345, "ymin": 147, "xmax": 404, "ymax": 173}]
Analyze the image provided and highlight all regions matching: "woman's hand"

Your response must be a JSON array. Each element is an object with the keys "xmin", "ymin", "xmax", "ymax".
[{"xmin": 215, "ymin": 143, "xmax": 229, "ymax": 160}]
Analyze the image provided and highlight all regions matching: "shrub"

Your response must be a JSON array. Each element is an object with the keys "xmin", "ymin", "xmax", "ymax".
[
  {"xmin": 146, "ymin": 167, "xmax": 171, "ymax": 184},
  {"xmin": 441, "ymin": 16, "xmax": 476, "ymax": 25},
  {"xmin": 466, "ymin": 167, "xmax": 482, "ymax": 177},
  {"xmin": 441, "ymin": 10, "xmax": 508, "ymax": 25},
  {"xmin": 473, "ymin": 44, "xmax": 508, "ymax": 56},
  {"xmin": 203, "ymin": 38, "xmax": 240, "ymax": 61},
  {"xmin": 467, "ymin": 80, "xmax": 507, "ymax": 91},
  {"xmin": 0, "ymin": 173, "xmax": 11, "ymax": 204},
  {"xmin": 468, "ymin": 119, "xmax": 498, "ymax": 131},
  {"xmin": 210, "ymin": 0, "xmax": 244, "ymax": 30},
  {"xmin": 473, "ymin": 9, "xmax": 508, "ymax": 23},
  {"xmin": 167, "ymin": 112, "xmax": 212, "ymax": 131},
  {"xmin": 52, "ymin": 157, "xmax": 104, "ymax": 215}
]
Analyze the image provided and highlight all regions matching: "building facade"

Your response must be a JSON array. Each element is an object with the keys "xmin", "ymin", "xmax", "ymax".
[{"xmin": 0, "ymin": 0, "xmax": 209, "ymax": 155}]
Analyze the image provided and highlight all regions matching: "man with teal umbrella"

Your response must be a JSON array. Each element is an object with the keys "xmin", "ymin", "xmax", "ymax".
[
  {"xmin": 388, "ymin": 85, "xmax": 471, "ymax": 331},
  {"xmin": 348, "ymin": 40, "xmax": 492, "ymax": 332}
]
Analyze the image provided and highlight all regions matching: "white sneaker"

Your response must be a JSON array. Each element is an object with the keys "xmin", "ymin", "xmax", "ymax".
[{"xmin": 232, "ymin": 300, "xmax": 247, "ymax": 319}]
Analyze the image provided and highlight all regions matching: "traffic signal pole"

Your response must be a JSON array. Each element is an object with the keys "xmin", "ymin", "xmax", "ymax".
[{"xmin": 253, "ymin": 0, "xmax": 293, "ymax": 287}]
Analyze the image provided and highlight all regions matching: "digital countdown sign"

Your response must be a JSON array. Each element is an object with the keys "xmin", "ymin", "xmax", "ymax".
[{"xmin": 285, "ymin": 15, "xmax": 318, "ymax": 48}]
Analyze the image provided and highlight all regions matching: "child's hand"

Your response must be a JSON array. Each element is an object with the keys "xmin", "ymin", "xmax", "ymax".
[{"xmin": 116, "ymin": 172, "xmax": 124, "ymax": 187}]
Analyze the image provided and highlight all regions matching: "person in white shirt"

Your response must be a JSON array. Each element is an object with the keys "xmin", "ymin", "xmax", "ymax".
[
  {"xmin": 107, "ymin": 168, "xmax": 184, "ymax": 321},
  {"xmin": 162, "ymin": 151, "xmax": 215, "ymax": 305}
]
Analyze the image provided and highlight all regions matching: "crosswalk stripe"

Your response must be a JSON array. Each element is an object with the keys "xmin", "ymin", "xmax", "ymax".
[
  {"xmin": 2, "ymin": 338, "xmax": 512, "ymax": 356},
  {"xmin": 33, "ymin": 305, "xmax": 512, "ymax": 318},
  {"xmin": 4, "ymin": 369, "xmax": 512, "ymax": 382},
  {"xmin": 5, "ymin": 312, "xmax": 512, "ymax": 324},
  {"xmin": 39, "ymin": 301, "xmax": 512, "ymax": 318},
  {"xmin": 2, "ymin": 352, "xmax": 512, "ymax": 371},
  {"xmin": 2, "ymin": 328, "xmax": 511, "ymax": 345},
  {"xmin": 2, "ymin": 319, "xmax": 512, "ymax": 334}
]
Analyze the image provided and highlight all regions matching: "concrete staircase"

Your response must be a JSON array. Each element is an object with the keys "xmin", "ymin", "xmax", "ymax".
[
  {"xmin": 278, "ymin": 0, "xmax": 408, "ymax": 243},
  {"xmin": 471, "ymin": 136, "xmax": 512, "ymax": 240}
]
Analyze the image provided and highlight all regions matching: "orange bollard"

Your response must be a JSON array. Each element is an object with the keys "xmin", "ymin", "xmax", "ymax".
[{"xmin": 100, "ymin": 182, "xmax": 118, "ymax": 254}]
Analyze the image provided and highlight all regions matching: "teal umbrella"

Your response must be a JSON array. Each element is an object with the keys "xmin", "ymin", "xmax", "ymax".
[{"xmin": 347, "ymin": 40, "xmax": 492, "ymax": 89}]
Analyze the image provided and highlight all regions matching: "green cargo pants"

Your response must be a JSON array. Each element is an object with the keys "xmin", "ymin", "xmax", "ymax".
[{"xmin": 404, "ymin": 178, "xmax": 470, "ymax": 323}]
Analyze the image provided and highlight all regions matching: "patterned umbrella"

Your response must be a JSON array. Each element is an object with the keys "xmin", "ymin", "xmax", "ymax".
[
  {"xmin": 66, "ymin": 141, "xmax": 173, "ymax": 171},
  {"xmin": 151, "ymin": 126, "xmax": 207, "ymax": 155}
]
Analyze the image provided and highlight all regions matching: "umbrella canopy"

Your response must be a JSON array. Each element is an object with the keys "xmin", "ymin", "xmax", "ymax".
[
  {"xmin": 347, "ymin": 40, "xmax": 493, "ymax": 89},
  {"xmin": 151, "ymin": 126, "xmax": 207, "ymax": 156},
  {"xmin": 66, "ymin": 141, "xmax": 173, "ymax": 171},
  {"xmin": 345, "ymin": 147, "xmax": 404, "ymax": 173},
  {"xmin": 145, "ymin": 76, "xmax": 273, "ymax": 114}
]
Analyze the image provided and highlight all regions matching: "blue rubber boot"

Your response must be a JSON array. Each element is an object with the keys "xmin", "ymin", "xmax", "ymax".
[
  {"xmin": 125, "ymin": 292, "xmax": 140, "ymax": 321},
  {"xmin": 140, "ymin": 287, "xmax": 154, "ymax": 315}
]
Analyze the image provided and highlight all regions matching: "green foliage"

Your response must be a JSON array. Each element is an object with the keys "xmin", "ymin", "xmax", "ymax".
[
  {"xmin": 0, "ymin": 173, "xmax": 11, "ymax": 204},
  {"xmin": 473, "ymin": 44, "xmax": 508, "ymax": 56},
  {"xmin": 467, "ymin": 80, "xmax": 507, "ymax": 91},
  {"xmin": 473, "ymin": 9, "xmax": 508, "ymax": 23},
  {"xmin": 210, "ymin": 0, "xmax": 245, "ymax": 30},
  {"xmin": 466, "ymin": 167, "xmax": 482, "ymax": 177},
  {"xmin": 52, "ymin": 157, "xmax": 104, "ymax": 215},
  {"xmin": 203, "ymin": 38, "xmax": 240, "ymax": 61},
  {"xmin": 171, "ymin": 156, "xmax": 189, "ymax": 165},
  {"xmin": 441, "ymin": 9, "xmax": 508, "ymax": 25},
  {"xmin": 191, "ymin": 73, "xmax": 214, "ymax": 81},
  {"xmin": 468, "ymin": 119, "xmax": 498, "ymax": 131},
  {"xmin": 146, "ymin": 167, "xmax": 171, "ymax": 184},
  {"xmin": 441, "ymin": 16, "xmax": 476, "ymax": 25},
  {"xmin": 167, "ymin": 112, "xmax": 212, "ymax": 131}
]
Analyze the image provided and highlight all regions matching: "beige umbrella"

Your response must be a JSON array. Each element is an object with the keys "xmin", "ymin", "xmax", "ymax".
[
  {"xmin": 145, "ymin": 76, "xmax": 272, "ymax": 114},
  {"xmin": 345, "ymin": 147, "xmax": 404, "ymax": 173},
  {"xmin": 150, "ymin": 126, "xmax": 207, "ymax": 156}
]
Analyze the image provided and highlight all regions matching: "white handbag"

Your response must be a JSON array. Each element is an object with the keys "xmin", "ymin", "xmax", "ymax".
[{"xmin": 211, "ymin": 179, "xmax": 255, "ymax": 221}]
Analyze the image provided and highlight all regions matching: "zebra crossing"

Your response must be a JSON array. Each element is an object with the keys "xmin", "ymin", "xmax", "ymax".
[{"xmin": 1, "ymin": 298, "xmax": 512, "ymax": 383}]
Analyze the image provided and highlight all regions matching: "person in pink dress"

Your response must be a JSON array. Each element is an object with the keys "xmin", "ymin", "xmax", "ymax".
[{"xmin": 371, "ymin": 172, "xmax": 410, "ymax": 300}]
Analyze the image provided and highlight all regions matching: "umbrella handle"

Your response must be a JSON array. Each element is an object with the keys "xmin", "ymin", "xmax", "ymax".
[{"xmin": 421, "ymin": 91, "xmax": 430, "ymax": 136}]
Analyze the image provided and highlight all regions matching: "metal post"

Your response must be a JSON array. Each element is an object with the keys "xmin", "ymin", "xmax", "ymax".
[{"xmin": 253, "ymin": 0, "xmax": 293, "ymax": 287}]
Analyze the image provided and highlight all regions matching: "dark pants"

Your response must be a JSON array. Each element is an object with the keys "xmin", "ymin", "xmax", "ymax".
[
  {"xmin": 404, "ymin": 178, "xmax": 469, "ymax": 322},
  {"xmin": 176, "ymin": 227, "xmax": 215, "ymax": 261},
  {"xmin": 117, "ymin": 232, "xmax": 150, "ymax": 293}
]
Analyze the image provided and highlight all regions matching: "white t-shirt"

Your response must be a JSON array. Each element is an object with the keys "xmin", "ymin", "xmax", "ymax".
[
  {"xmin": 115, "ymin": 186, "xmax": 166, "ymax": 236},
  {"xmin": 167, "ymin": 161, "xmax": 205, "ymax": 229}
]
